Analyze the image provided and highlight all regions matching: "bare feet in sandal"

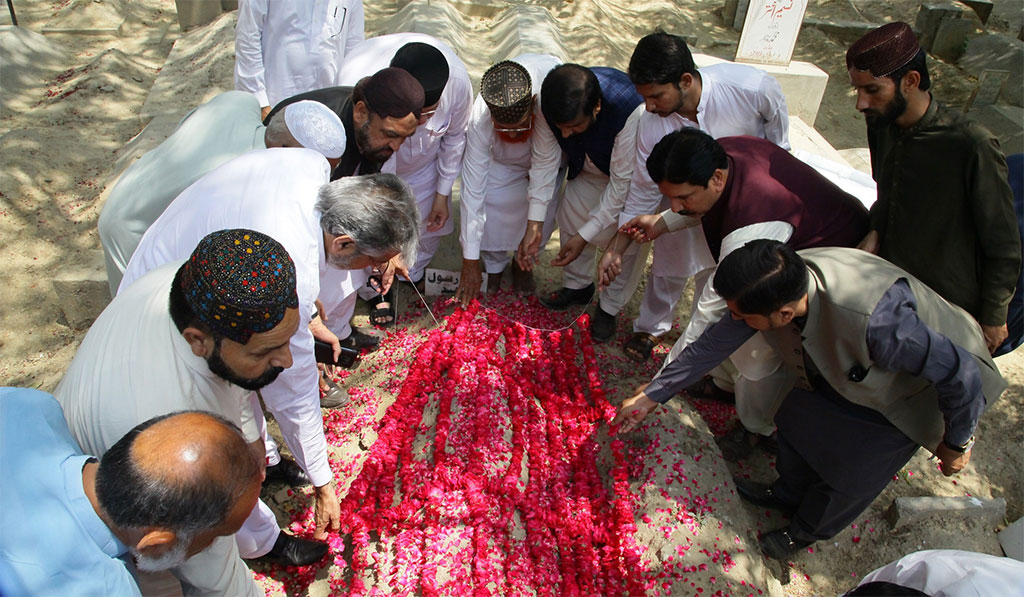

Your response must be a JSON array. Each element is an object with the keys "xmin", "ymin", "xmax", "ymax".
[
  {"xmin": 623, "ymin": 332, "xmax": 659, "ymax": 362},
  {"xmin": 368, "ymin": 288, "xmax": 396, "ymax": 327}
]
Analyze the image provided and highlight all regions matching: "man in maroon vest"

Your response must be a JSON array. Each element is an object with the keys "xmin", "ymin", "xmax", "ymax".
[{"xmin": 620, "ymin": 128, "xmax": 869, "ymax": 451}]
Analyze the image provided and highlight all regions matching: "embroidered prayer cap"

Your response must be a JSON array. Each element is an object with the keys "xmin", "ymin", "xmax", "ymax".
[
  {"xmin": 846, "ymin": 22, "xmax": 921, "ymax": 78},
  {"xmin": 390, "ymin": 42, "xmax": 449, "ymax": 108},
  {"xmin": 179, "ymin": 229, "xmax": 299, "ymax": 344},
  {"xmin": 284, "ymin": 100, "xmax": 346, "ymax": 159},
  {"xmin": 360, "ymin": 67, "xmax": 424, "ymax": 120},
  {"xmin": 481, "ymin": 60, "xmax": 533, "ymax": 125}
]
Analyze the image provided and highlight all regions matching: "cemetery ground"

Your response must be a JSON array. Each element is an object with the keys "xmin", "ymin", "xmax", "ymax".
[{"xmin": 1, "ymin": 0, "xmax": 1021, "ymax": 594}]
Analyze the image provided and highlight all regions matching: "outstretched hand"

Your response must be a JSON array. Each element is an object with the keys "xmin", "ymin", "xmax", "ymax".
[{"xmin": 612, "ymin": 387, "xmax": 659, "ymax": 433}]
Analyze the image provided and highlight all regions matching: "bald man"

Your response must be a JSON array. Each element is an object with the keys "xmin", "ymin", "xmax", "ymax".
[{"xmin": 0, "ymin": 388, "xmax": 262, "ymax": 596}]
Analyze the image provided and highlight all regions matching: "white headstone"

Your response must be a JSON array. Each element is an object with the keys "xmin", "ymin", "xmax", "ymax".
[
  {"xmin": 735, "ymin": 0, "xmax": 809, "ymax": 66},
  {"xmin": 424, "ymin": 268, "xmax": 488, "ymax": 296}
]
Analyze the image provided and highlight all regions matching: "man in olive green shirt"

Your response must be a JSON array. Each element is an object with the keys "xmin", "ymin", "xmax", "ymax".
[{"xmin": 847, "ymin": 22, "xmax": 1020, "ymax": 353}]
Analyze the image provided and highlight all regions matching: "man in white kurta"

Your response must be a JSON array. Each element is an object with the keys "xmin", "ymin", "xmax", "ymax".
[
  {"xmin": 234, "ymin": 0, "xmax": 364, "ymax": 116},
  {"xmin": 120, "ymin": 148, "xmax": 339, "ymax": 559},
  {"xmin": 55, "ymin": 235, "xmax": 302, "ymax": 596},
  {"xmin": 98, "ymin": 91, "xmax": 266, "ymax": 295},
  {"xmin": 337, "ymin": 33, "xmax": 473, "ymax": 282},
  {"xmin": 611, "ymin": 32, "xmax": 790, "ymax": 359},
  {"xmin": 456, "ymin": 54, "xmax": 562, "ymax": 302}
]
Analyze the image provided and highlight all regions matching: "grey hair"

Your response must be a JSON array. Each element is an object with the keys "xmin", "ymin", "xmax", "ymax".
[
  {"xmin": 315, "ymin": 173, "xmax": 420, "ymax": 265},
  {"xmin": 264, "ymin": 108, "xmax": 298, "ymax": 148}
]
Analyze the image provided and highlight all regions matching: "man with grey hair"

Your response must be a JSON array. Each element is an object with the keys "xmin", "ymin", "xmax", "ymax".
[
  {"xmin": 99, "ymin": 92, "xmax": 346, "ymax": 294},
  {"xmin": 119, "ymin": 147, "xmax": 417, "ymax": 565}
]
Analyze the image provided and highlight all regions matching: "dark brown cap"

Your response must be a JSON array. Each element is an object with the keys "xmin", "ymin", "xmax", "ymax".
[
  {"xmin": 846, "ymin": 22, "xmax": 921, "ymax": 77},
  {"xmin": 481, "ymin": 60, "xmax": 533, "ymax": 124},
  {"xmin": 358, "ymin": 67, "xmax": 424, "ymax": 120}
]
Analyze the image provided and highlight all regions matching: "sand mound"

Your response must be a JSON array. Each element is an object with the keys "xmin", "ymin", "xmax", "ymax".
[{"xmin": 0, "ymin": 26, "xmax": 70, "ymax": 116}]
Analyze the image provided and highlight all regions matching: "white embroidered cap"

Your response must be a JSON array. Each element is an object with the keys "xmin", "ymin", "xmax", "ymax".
[{"xmin": 284, "ymin": 100, "xmax": 346, "ymax": 159}]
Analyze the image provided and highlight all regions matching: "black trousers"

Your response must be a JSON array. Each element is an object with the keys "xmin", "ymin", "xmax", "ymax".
[{"xmin": 772, "ymin": 385, "xmax": 920, "ymax": 543}]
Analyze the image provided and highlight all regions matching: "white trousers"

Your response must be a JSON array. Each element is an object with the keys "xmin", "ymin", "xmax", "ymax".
[
  {"xmin": 235, "ymin": 497, "xmax": 282, "ymax": 558},
  {"xmin": 407, "ymin": 234, "xmax": 444, "ymax": 283}
]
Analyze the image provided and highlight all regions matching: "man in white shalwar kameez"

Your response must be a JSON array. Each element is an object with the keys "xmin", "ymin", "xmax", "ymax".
[
  {"xmin": 98, "ymin": 93, "xmax": 343, "ymax": 295},
  {"xmin": 57, "ymin": 229, "xmax": 303, "ymax": 596},
  {"xmin": 337, "ymin": 33, "xmax": 473, "ymax": 283},
  {"xmin": 234, "ymin": 0, "xmax": 365, "ymax": 117},
  {"xmin": 120, "ymin": 148, "xmax": 419, "ymax": 561},
  {"xmin": 454, "ymin": 54, "xmax": 563, "ymax": 305}
]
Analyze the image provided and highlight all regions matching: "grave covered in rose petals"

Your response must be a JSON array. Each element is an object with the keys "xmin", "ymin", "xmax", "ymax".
[{"xmin": 328, "ymin": 302, "xmax": 642, "ymax": 594}]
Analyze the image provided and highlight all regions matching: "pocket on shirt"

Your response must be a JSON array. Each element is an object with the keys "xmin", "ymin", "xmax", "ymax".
[{"xmin": 326, "ymin": 6, "xmax": 347, "ymax": 38}]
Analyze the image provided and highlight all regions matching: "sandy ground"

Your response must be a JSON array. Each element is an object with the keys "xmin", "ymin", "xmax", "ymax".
[{"xmin": 1, "ymin": 0, "xmax": 1021, "ymax": 595}]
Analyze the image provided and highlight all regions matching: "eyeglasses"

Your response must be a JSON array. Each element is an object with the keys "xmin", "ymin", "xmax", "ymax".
[
  {"xmin": 492, "ymin": 113, "xmax": 533, "ymax": 133},
  {"xmin": 418, "ymin": 108, "xmax": 438, "ymax": 124}
]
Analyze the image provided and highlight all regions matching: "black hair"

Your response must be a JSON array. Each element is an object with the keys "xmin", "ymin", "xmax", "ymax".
[
  {"xmin": 888, "ymin": 48, "xmax": 931, "ymax": 91},
  {"xmin": 628, "ymin": 30, "xmax": 697, "ymax": 86},
  {"xmin": 95, "ymin": 411, "xmax": 257, "ymax": 534},
  {"xmin": 713, "ymin": 240, "xmax": 808, "ymax": 317},
  {"xmin": 646, "ymin": 128, "xmax": 728, "ymax": 187},
  {"xmin": 540, "ymin": 64, "xmax": 601, "ymax": 125},
  {"xmin": 168, "ymin": 263, "xmax": 218, "ymax": 339}
]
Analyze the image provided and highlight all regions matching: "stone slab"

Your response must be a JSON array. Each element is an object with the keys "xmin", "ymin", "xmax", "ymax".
[
  {"xmin": 969, "ymin": 103, "xmax": 1024, "ymax": 156},
  {"xmin": 961, "ymin": 0, "xmax": 994, "ymax": 25},
  {"xmin": 733, "ymin": 0, "xmax": 750, "ymax": 31},
  {"xmin": 886, "ymin": 496, "xmax": 1006, "ymax": 529},
  {"xmin": 998, "ymin": 516, "xmax": 1024, "ymax": 561},
  {"xmin": 916, "ymin": 3, "xmax": 964, "ymax": 51},
  {"xmin": 932, "ymin": 16, "xmax": 972, "ymax": 62},
  {"xmin": 801, "ymin": 18, "xmax": 875, "ymax": 46},
  {"xmin": 174, "ymin": 0, "xmax": 225, "ymax": 31},
  {"xmin": 961, "ymin": 34, "xmax": 1024, "ymax": 108},
  {"xmin": 53, "ymin": 251, "xmax": 111, "ymax": 330},
  {"xmin": 698, "ymin": 53, "xmax": 828, "ymax": 125}
]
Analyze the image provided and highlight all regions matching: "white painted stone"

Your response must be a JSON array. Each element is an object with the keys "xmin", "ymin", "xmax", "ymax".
[{"xmin": 999, "ymin": 516, "xmax": 1024, "ymax": 561}]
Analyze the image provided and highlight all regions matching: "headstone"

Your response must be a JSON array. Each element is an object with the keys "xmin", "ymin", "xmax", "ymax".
[
  {"xmin": 174, "ymin": 0, "xmax": 224, "ymax": 31},
  {"xmin": 723, "ymin": 0, "xmax": 738, "ymax": 29},
  {"xmin": 916, "ymin": 3, "xmax": 964, "ymax": 51},
  {"xmin": 932, "ymin": 16, "xmax": 973, "ymax": 61},
  {"xmin": 733, "ymin": 0, "xmax": 750, "ymax": 31},
  {"xmin": 960, "ymin": 34, "xmax": 1024, "ymax": 108},
  {"xmin": 735, "ymin": 0, "xmax": 809, "ymax": 66},
  {"xmin": 886, "ymin": 496, "xmax": 1006, "ymax": 529},
  {"xmin": 424, "ymin": 268, "xmax": 487, "ymax": 296},
  {"xmin": 965, "ymin": 69, "xmax": 1011, "ymax": 110},
  {"xmin": 999, "ymin": 516, "xmax": 1024, "ymax": 562},
  {"xmin": 960, "ymin": 0, "xmax": 994, "ymax": 25},
  {"xmin": 968, "ymin": 103, "xmax": 1024, "ymax": 156}
]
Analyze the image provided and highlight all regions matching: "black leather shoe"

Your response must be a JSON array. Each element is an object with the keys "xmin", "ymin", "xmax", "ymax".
[
  {"xmin": 759, "ymin": 527, "xmax": 812, "ymax": 560},
  {"xmin": 254, "ymin": 532, "xmax": 328, "ymax": 567},
  {"xmin": 591, "ymin": 306, "xmax": 617, "ymax": 343},
  {"xmin": 733, "ymin": 477, "xmax": 796, "ymax": 515},
  {"xmin": 263, "ymin": 457, "xmax": 312, "ymax": 488},
  {"xmin": 539, "ymin": 283, "xmax": 595, "ymax": 310}
]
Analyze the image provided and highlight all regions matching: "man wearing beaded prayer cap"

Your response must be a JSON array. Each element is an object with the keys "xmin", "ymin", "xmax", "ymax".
[
  {"xmin": 334, "ymin": 33, "xmax": 474, "ymax": 289},
  {"xmin": 56, "ymin": 229, "xmax": 308, "ymax": 596},
  {"xmin": 847, "ymin": 22, "xmax": 1021, "ymax": 355},
  {"xmin": 118, "ymin": 150, "xmax": 418, "ymax": 566},
  {"xmin": 99, "ymin": 92, "xmax": 347, "ymax": 295},
  {"xmin": 451, "ymin": 55, "xmax": 562, "ymax": 305}
]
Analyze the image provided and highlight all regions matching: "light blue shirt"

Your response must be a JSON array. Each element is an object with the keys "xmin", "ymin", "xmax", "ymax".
[{"xmin": 0, "ymin": 388, "xmax": 141, "ymax": 597}]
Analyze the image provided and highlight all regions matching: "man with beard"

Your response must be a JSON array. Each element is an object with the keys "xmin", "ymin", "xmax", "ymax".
[
  {"xmin": 1, "ymin": 392, "xmax": 262, "ymax": 596},
  {"xmin": 454, "ymin": 54, "xmax": 562, "ymax": 305},
  {"xmin": 848, "ymin": 22, "xmax": 1020, "ymax": 354},
  {"xmin": 118, "ymin": 157, "xmax": 418, "ymax": 568},
  {"xmin": 56, "ymin": 230, "xmax": 304, "ymax": 595},
  {"xmin": 265, "ymin": 66, "xmax": 423, "ymax": 180}
]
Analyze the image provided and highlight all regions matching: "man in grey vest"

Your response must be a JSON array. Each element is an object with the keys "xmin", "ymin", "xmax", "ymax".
[{"xmin": 614, "ymin": 240, "xmax": 1005, "ymax": 559}]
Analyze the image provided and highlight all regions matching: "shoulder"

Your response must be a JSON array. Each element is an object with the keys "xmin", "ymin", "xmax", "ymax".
[{"xmin": 703, "ymin": 63, "xmax": 775, "ymax": 91}]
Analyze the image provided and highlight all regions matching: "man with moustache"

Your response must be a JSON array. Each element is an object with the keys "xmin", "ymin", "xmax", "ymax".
[
  {"xmin": 455, "ymin": 54, "xmax": 563, "ymax": 304},
  {"xmin": 848, "ymin": 22, "xmax": 1020, "ymax": 354},
  {"xmin": 56, "ymin": 230, "xmax": 306, "ymax": 595},
  {"xmin": 1, "ymin": 393, "xmax": 263, "ymax": 596}
]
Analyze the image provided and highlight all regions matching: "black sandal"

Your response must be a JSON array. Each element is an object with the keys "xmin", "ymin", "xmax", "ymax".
[
  {"xmin": 367, "ymin": 287, "xmax": 396, "ymax": 327},
  {"xmin": 623, "ymin": 332, "xmax": 658, "ymax": 362}
]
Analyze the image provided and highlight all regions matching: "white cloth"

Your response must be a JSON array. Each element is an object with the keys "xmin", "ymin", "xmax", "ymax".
[
  {"xmin": 98, "ymin": 91, "xmax": 266, "ymax": 295},
  {"xmin": 234, "ymin": 0, "xmax": 364, "ymax": 108},
  {"xmin": 54, "ymin": 263, "xmax": 262, "ymax": 597},
  {"xmin": 337, "ymin": 33, "xmax": 473, "ymax": 240},
  {"xmin": 460, "ymin": 53, "xmax": 562, "ymax": 259},
  {"xmin": 120, "ymin": 148, "xmax": 334, "ymax": 488},
  {"xmin": 856, "ymin": 550, "xmax": 1024, "ymax": 597},
  {"xmin": 628, "ymin": 61, "xmax": 791, "ymax": 334}
]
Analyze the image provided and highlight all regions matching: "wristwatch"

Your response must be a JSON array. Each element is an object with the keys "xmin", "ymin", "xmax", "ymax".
[{"xmin": 942, "ymin": 435, "xmax": 975, "ymax": 454}]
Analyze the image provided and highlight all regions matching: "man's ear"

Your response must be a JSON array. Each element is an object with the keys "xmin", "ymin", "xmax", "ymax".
[
  {"xmin": 329, "ymin": 233, "xmax": 355, "ymax": 254},
  {"xmin": 776, "ymin": 305, "xmax": 796, "ymax": 326},
  {"xmin": 135, "ymin": 529, "xmax": 177, "ymax": 557},
  {"xmin": 592, "ymin": 98, "xmax": 602, "ymax": 118},
  {"xmin": 710, "ymin": 168, "xmax": 727, "ymax": 192},
  {"xmin": 901, "ymin": 70, "xmax": 921, "ymax": 93},
  {"xmin": 353, "ymin": 100, "xmax": 369, "ymax": 127},
  {"xmin": 680, "ymin": 72, "xmax": 694, "ymax": 90},
  {"xmin": 182, "ymin": 327, "xmax": 211, "ymax": 358}
]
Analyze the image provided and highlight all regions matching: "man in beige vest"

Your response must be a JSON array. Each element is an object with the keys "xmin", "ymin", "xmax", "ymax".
[{"xmin": 614, "ymin": 240, "xmax": 1005, "ymax": 559}]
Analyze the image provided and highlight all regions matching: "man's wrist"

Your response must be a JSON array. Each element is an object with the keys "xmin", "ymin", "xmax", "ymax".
[{"xmin": 942, "ymin": 435, "xmax": 975, "ymax": 454}]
